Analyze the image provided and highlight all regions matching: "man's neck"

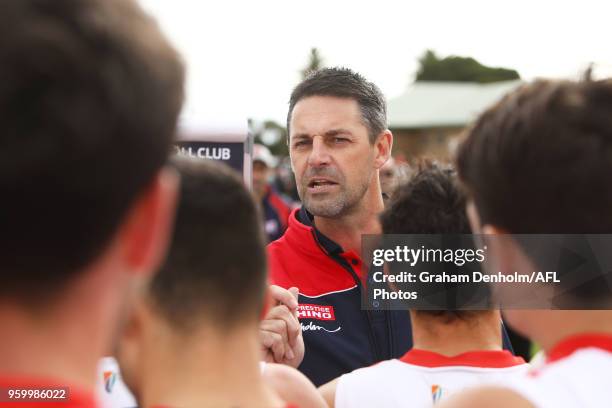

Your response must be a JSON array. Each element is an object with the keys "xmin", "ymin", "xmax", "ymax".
[
  {"xmin": 0, "ymin": 301, "xmax": 106, "ymax": 389},
  {"xmin": 254, "ymin": 186, "xmax": 267, "ymax": 203},
  {"xmin": 410, "ymin": 311, "xmax": 503, "ymax": 356},
  {"xmin": 0, "ymin": 257, "xmax": 127, "ymax": 388},
  {"xmin": 536, "ymin": 310, "xmax": 612, "ymax": 353},
  {"xmin": 313, "ymin": 185, "xmax": 384, "ymax": 254},
  {"xmin": 139, "ymin": 324, "xmax": 284, "ymax": 408}
]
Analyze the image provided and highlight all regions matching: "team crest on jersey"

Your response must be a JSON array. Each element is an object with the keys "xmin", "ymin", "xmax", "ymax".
[
  {"xmin": 297, "ymin": 304, "xmax": 336, "ymax": 321},
  {"xmin": 103, "ymin": 371, "xmax": 117, "ymax": 394},
  {"xmin": 431, "ymin": 385, "xmax": 443, "ymax": 403}
]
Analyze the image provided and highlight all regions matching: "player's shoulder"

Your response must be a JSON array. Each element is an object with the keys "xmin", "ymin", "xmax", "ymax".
[
  {"xmin": 339, "ymin": 359, "xmax": 409, "ymax": 388},
  {"xmin": 263, "ymin": 363, "xmax": 327, "ymax": 408},
  {"xmin": 509, "ymin": 348, "xmax": 612, "ymax": 405},
  {"xmin": 262, "ymin": 363, "xmax": 310, "ymax": 390},
  {"xmin": 332, "ymin": 360, "xmax": 426, "ymax": 408},
  {"xmin": 353, "ymin": 359, "xmax": 404, "ymax": 375},
  {"xmin": 266, "ymin": 227, "xmax": 294, "ymax": 258},
  {"xmin": 442, "ymin": 348, "xmax": 612, "ymax": 408},
  {"xmin": 524, "ymin": 347, "xmax": 612, "ymax": 387},
  {"xmin": 437, "ymin": 386, "xmax": 535, "ymax": 408}
]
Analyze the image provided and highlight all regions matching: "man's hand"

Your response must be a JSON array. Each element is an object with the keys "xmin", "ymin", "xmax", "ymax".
[{"xmin": 260, "ymin": 285, "xmax": 304, "ymax": 368}]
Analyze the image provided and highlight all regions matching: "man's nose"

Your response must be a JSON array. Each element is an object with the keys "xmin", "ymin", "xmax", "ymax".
[{"xmin": 307, "ymin": 136, "xmax": 331, "ymax": 167}]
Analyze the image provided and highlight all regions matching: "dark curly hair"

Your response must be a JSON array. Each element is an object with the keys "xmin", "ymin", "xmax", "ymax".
[
  {"xmin": 380, "ymin": 161, "xmax": 482, "ymax": 321},
  {"xmin": 381, "ymin": 160, "xmax": 470, "ymax": 235}
]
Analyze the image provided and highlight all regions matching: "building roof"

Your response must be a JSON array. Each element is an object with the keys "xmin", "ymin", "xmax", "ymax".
[{"xmin": 388, "ymin": 80, "xmax": 522, "ymax": 129}]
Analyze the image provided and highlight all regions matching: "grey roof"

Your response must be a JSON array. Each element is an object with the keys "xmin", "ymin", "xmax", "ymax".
[{"xmin": 388, "ymin": 80, "xmax": 522, "ymax": 129}]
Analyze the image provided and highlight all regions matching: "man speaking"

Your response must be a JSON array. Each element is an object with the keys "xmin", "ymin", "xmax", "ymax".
[{"xmin": 267, "ymin": 68, "xmax": 413, "ymax": 386}]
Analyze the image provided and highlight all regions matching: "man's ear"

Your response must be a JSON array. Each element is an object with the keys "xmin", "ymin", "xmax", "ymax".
[
  {"xmin": 117, "ymin": 297, "xmax": 144, "ymax": 353},
  {"xmin": 481, "ymin": 224, "xmax": 536, "ymax": 291},
  {"xmin": 374, "ymin": 130, "xmax": 393, "ymax": 169},
  {"xmin": 466, "ymin": 201, "xmax": 483, "ymax": 234},
  {"xmin": 115, "ymin": 297, "xmax": 148, "ymax": 400},
  {"xmin": 120, "ymin": 166, "xmax": 180, "ymax": 276},
  {"xmin": 480, "ymin": 223, "xmax": 509, "ymax": 268}
]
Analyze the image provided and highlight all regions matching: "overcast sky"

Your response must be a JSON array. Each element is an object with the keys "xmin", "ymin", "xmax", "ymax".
[{"xmin": 140, "ymin": 0, "xmax": 612, "ymax": 127}]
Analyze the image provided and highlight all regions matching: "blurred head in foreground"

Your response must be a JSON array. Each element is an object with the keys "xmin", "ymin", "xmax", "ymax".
[
  {"xmin": 116, "ymin": 158, "xmax": 282, "ymax": 407},
  {"xmin": 456, "ymin": 79, "xmax": 612, "ymax": 350},
  {"xmin": 0, "ymin": 0, "xmax": 184, "ymax": 388}
]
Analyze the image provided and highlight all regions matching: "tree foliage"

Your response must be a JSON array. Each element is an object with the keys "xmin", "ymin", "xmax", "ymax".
[
  {"xmin": 252, "ymin": 119, "xmax": 288, "ymax": 157},
  {"xmin": 300, "ymin": 47, "xmax": 325, "ymax": 79},
  {"xmin": 415, "ymin": 50, "xmax": 520, "ymax": 83}
]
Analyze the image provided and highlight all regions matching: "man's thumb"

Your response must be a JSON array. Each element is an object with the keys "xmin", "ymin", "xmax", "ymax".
[{"xmin": 288, "ymin": 287, "xmax": 299, "ymax": 302}]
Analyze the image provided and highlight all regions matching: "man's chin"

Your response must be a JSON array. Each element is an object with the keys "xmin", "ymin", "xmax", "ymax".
[{"xmin": 304, "ymin": 199, "xmax": 344, "ymax": 219}]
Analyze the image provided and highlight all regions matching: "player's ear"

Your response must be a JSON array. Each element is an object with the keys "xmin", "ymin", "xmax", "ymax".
[
  {"xmin": 467, "ymin": 201, "xmax": 483, "ymax": 233},
  {"xmin": 119, "ymin": 166, "xmax": 180, "ymax": 276},
  {"xmin": 480, "ymin": 224, "xmax": 529, "ymax": 286},
  {"xmin": 373, "ymin": 130, "xmax": 393, "ymax": 169},
  {"xmin": 115, "ymin": 296, "xmax": 148, "ymax": 398}
]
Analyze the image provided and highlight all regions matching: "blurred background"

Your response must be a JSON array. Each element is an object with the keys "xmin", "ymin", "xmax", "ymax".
[
  {"xmin": 141, "ymin": 0, "xmax": 611, "ymax": 160},
  {"xmin": 143, "ymin": 0, "xmax": 611, "ymax": 202}
]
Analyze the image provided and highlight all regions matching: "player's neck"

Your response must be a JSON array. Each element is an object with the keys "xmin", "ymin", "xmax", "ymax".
[
  {"xmin": 0, "ymin": 267, "xmax": 120, "ymax": 388},
  {"xmin": 535, "ymin": 310, "xmax": 612, "ymax": 353},
  {"xmin": 314, "ymin": 183, "xmax": 384, "ymax": 254},
  {"xmin": 140, "ymin": 325, "xmax": 284, "ymax": 408},
  {"xmin": 410, "ymin": 311, "xmax": 503, "ymax": 356}
]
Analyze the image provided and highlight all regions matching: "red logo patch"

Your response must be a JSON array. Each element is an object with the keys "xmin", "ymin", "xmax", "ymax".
[{"xmin": 298, "ymin": 304, "xmax": 336, "ymax": 321}]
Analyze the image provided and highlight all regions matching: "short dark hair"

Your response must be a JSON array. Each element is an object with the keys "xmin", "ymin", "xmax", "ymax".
[
  {"xmin": 381, "ymin": 161, "xmax": 480, "ymax": 321},
  {"xmin": 149, "ymin": 158, "xmax": 268, "ymax": 331},
  {"xmin": 287, "ymin": 67, "xmax": 387, "ymax": 143},
  {"xmin": 457, "ymin": 79, "xmax": 612, "ymax": 234},
  {"xmin": 0, "ymin": 0, "xmax": 184, "ymax": 302}
]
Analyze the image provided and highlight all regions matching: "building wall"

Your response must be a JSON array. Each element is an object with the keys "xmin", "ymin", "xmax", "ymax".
[{"xmin": 391, "ymin": 126, "xmax": 465, "ymax": 163}]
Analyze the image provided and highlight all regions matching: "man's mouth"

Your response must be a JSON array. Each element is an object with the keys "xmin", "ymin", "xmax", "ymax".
[{"xmin": 307, "ymin": 178, "xmax": 338, "ymax": 192}]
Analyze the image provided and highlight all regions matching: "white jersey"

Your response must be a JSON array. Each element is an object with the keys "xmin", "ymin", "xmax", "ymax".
[
  {"xmin": 336, "ymin": 349, "xmax": 528, "ymax": 408},
  {"xmin": 95, "ymin": 359, "xmax": 269, "ymax": 408},
  {"xmin": 505, "ymin": 334, "xmax": 612, "ymax": 408},
  {"xmin": 96, "ymin": 357, "xmax": 138, "ymax": 408}
]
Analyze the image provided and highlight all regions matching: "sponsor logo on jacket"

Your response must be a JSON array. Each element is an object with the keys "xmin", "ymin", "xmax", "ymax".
[{"xmin": 298, "ymin": 304, "xmax": 336, "ymax": 321}]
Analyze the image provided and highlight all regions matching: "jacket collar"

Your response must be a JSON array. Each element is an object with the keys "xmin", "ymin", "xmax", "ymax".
[{"xmin": 296, "ymin": 207, "xmax": 344, "ymax": 256}]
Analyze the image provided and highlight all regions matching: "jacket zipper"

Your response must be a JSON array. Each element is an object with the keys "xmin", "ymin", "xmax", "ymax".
[{"xmin": 310, "ymin": 230, "xmax": 383, "ymax": 362}]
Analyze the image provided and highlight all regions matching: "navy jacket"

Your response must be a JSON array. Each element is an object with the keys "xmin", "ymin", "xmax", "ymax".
[{"xmin": 268, "ymin": 208, "xmax": 413, "ymax": 386}]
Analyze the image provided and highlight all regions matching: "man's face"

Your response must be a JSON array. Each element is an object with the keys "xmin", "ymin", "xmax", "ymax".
[
  {"xmin": 289, "ymin": 96, "xmax": 378, "ymax": 218},
  {"xmin": 379, "ymin": 161, "xmax": 398, "ymax": 198},
  {"xmin": 252, "ymin": 161, "xmax": 269, "ymax": 199}
]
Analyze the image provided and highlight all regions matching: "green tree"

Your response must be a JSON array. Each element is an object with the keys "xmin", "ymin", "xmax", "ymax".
[
  {"xmin": 251, "ymin": 119, "xmax": 288, "ymax": 157},
  {"xmin": 415, "ymin": 50, "xmax": 520, "ymax": 83},
  {"xmin": 300, "ymin": 47, "xmax": 325, "ymax": 79}
]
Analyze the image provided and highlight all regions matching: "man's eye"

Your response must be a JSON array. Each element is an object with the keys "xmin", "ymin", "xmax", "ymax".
[
  {"xmin": 293, "ymin": 140, "xmax": 310, "ymax": 148},
  {"xmin": 334, "ymin": 137, "xmax": 349, "ymax": 143}
]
